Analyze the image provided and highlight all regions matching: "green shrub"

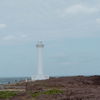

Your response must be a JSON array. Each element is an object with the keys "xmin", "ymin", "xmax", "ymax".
[
  {"xmin": 31, "ymin": 90, "xmax": 40, "ymax": 97},
  {"xmin": 0, "ymin": 91, "xmax": 19, "ymax": 99},
  {"xmin": 55, "ymin": 85, "xmax": 64, "ymax": 88},
  {"xmin": 16, "ymin": 83, "xmax": 20, "ymax": 86},
  {"xmin": 46, "ymin": 85, "xmax": 52, "ymax": 87},
  {"xmin": 30, "ymin": 89, "xmax": 63, "ymax": 98},
  {"xmin": 36, "ymin": 84, "xmax": 42, "ymax": 86},
  {"xmin": 30, "ymin": 81, "xmax": 35, "ymax": 84},
  {"xmin": 9, "ymin": 87, "xmax": 13, "ymax": 89},
  {"xmin": 43, "ymin": 89, "xmax": 63, "ymax": 95},
  {"xmin": 87, "ymin": 97, "xmax": 92, "ymax": 99}
]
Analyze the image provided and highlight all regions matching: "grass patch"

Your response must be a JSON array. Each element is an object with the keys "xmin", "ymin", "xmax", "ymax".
[
  {"xmin": 46, "ymin": 85, "xmax": 64, "ymax": 88},
  {"xmin": 46, "ymin": 85, "xmax": 52, "ymax": 87},
  {"xmin": 87, "ymin": 97, "xmax": 92, "ymax": 99},
  {"xmin": 16, "ymin": 83, "xmax": 20, "ymax": 86},
  {"xmin": 31, "ymin": 90, "xmax": 40, "ymax": 97},
  {"xmin": 9, "ymin": 87, "xmax": 13, "ymax": 89},
  {"xmin": 43, "ymin": 89, "xmax": 63, "ymax": 95},
  {"xmin": 36, "ymin": 84, "xmax": 42, "ymax": 86},
  {"xmin": 31, "ymin": 89, "xmax": 63, "ymax": 98},
  {"xmin": 0, "ymin": 91, "xmax": 19, "ymax": 99},
  {"xmin": 55, "ymin": 85, "xmax": 64, "ymax": 88},
  {"xmin": 30, "ymin": 81, "xmax": 35, "ymax": 83}
]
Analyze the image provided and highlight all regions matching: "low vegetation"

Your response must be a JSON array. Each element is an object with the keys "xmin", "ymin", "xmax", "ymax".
[
  {"xmin": 0, "ymin": 91, "xmax": 19, "ymax": 99},
  {"xmin": 31, "ymin": 89, "xmax": 63, "ymax": 97},
  {"xmin": 31, "ymin": 90, "xmax": 40, "ymax": 97},
  {"xmin": 16, "ymin": 83, "xmax": 20, "ymax": 86},
  {"xmin": 9, "ymin": 87, "xmax": 13, "ymax": 89},
  {"xmin": 36, "ymin": 84, "xmax": 42, "ymax": 86},
  {"xmin": 43, "ymin": 89, "xmax": 63, "ymax": 95}
]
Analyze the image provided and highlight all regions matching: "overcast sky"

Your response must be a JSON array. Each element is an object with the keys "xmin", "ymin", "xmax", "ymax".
[{"xmin": 0, "ymin": 0, "xmax": 100, "ymax": 77}]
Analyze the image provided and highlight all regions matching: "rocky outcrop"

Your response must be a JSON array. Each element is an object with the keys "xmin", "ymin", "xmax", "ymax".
[{"xmin": 4, "ymin": 76, "xmax": 100, "ymax": 100}]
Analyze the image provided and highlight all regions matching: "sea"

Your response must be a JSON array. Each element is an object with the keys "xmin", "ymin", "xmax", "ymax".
[
  {"xmin": 0, "ymin": 76, "xmax": 62, "ymax": 85},
  {"xmin": 0, "ymin": 75, "xmax": 95, "ymax": 85},
  {"xmin": 0, "ymin": 76, "xmax": 58, "ymax": 85},
  {"xmin": 0, "ymin": 77, "xmax": 31, "ymax": 84}
]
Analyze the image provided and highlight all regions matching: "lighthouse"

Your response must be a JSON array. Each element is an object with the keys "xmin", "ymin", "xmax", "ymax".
[
  {"xmin": 36, "ymin": 41, "xmax": 44, "ymax": 75},
  {"xmin": 31, "ymin": 41, "xmax": 49, "ymax": 80}
]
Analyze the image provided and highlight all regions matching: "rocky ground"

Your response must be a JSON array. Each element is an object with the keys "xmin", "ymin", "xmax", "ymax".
[{"xmin": 1, "ymin": 75, "xmax": 100, "ymax": 100}]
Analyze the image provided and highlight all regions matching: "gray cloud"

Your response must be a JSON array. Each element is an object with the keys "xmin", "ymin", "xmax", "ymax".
[
  {"xmin": 2, "ymin": 35, "xmax": 15, "ymax": 41},
  {"xmin": 47, "ymin": 44, "xmax": 58, "ymax": 48},
  {"xmin": 52, "ymin": 53, "xmax": 68, "ymax": 57},
  {"xmin": 96, "ymin": 18, "xmax": 100, "ymax": 23},
  {"xmin": 60, "ymin": 62, "xmax": 70, "ymax": 66},
  {"xmin": 64, "ymin": 3, "xmax": 98, "ymax": 14},
  {"xmin": 0, "ymin": 0, "xmax": 100, "ymax": 44},
  {"xmin": 0, "ymin": 24, "xmax": 6, "ymax": 28},
  {"xmin": 20, "ymin": 35, "xmax": 27, "ymax": 38}
]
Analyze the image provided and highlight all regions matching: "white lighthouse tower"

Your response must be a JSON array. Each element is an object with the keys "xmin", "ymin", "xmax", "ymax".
[{"xmin": 31, "ymin": 41, "xmax": 49, "ymax": 80}]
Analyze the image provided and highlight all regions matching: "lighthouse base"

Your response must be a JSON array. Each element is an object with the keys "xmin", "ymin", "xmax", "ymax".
[{"xmin": 31, "ymin": 74, "xmax": 49, "ymax": 81}]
